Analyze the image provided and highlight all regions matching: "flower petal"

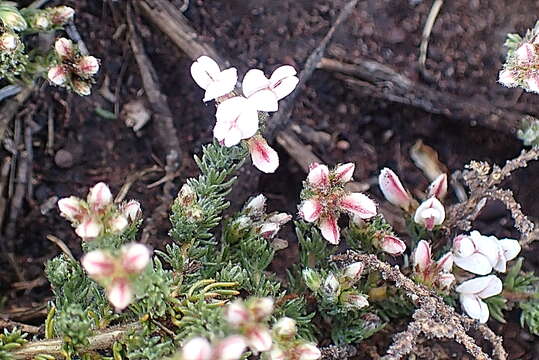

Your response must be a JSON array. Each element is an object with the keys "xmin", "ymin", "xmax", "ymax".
[
  {"xmin": 269, "ymin": 65, "xmax": 297, "ymax": 84},
  {"xmin": 454, "ymin": 253, "xmax": 492, "ymax": 275},
  {"xmin": 299, "ymin": 199, "xmax": 322, "ymax": 222},
  {"xmin": 473, "ymin": 235, "xmax": 501, "ymax": 267},
  {"xmin": 477, "ymin": 275, "xmax": 503, "ymax": 299},
  {"xmin": 498, "ymin": 239, "xmax": 521, "ymax": 262},
  {"xmin": 319, "ymin": 214, "xmax": 340, "ymax": 245},
  {"xmin": 453, "ymin": 234, "xmax": 475, "ymax": 258},
  {"xmin": 378, "ymin": 168, "xmax": 412, "ymax": 210},
  {"xmin": 47, "ymin": 65, "xmax": 67, "ymax": 86},
  {"xmin": 307, "ymin": 163, "xmax": 330, "ymax": 188},
  {"xmin": 235, "ymin": 101, "xmax": 259, "ymax": 139},
  {"xmin": 87, "ymin": 182, "xmax": 113, "ymax": 210},
  {"xmin": 247, "ymin": 89, "xmax": 278, "ymax": 112},
  {"xmin": 107, "ymin": 278, "xmax": 133, "ymax": 311},
  {"xmin": 427, "ymin": 173, "xmax": 448, "ymax": 200},
  {"xmin": 338, "ymin": 193, "xmax": 377, "ymax": 219},
  {"xmin": 121, "ymin": 243, "xmax": 151, "ymax": 273},
  {"xmin": 380, "ymin": 235, "xmax": 406, "ymax": 255},
  {"xmin": 414, "ymin": 197, "xmax": 445, "ymax": 230},
  {"xmin": 75, "ymin": 218, "xmax": 102, "ymax": 239},
  {"xmin": 213, "ymin": 336, "xmax": 247, "ymax": 360},
  {"xmin": 456, "ymin": 275, "xmax": 498, "ymax": 295},
  {"xmin": 190, "ymin": 56, "xmax": 221, "ymax": 90},
  {"xmin": 203, "ymin": 67, "xmax": 237, "ymax": 101},
  {"xmin": 413, "ymin": 240, "xmax": 432, "ymax": 271},
  {"xmin": 248, "ymin": 136, "xmax": 279, "ymax": 173},
  {"xmin": 459, "ymin": 294, "xmax": 486, "ymax": 322},
  {"xmin": 333, "ymin": 163, "xmax": 355, "ymax": 183},
  {"xmin": 242, "ymin": 69, "xmax": 270, "ymax": 97},
  {"xmin": 271, "ymin": 76, "xmax": 299, "ymax": 100},
  {"xmin": 58, "ymin": 196, "xmax": 84, "ymax": 221},
  {"xmin": 246, "ymin": 325, "xmax": 273, "ymax": 352},
  {"xmin": 224, "ymin": 301, "xmax": 249, "ymax": 327},
  {"xmin": 81, "ymin": 250, "xmax": 115, "ymax": 277},
  {"xmin": 181, "ymin": 337, "xmax": 213, "ymax": 360},
  {"xmin": 436, "ymin": 252, "xmax": 453, "ymax": 272},
  {"xmin": 296, "ymin": 343, "xmax": 322, "ymax": 360}
]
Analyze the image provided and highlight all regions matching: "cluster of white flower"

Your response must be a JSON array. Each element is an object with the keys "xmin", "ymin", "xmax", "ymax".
[
  {"xmin": 499, "ymin": 40, "xmax": 539, "ymax": 93},
  {"xmin": 243, "ymin": 194, "xmax": 292, "ymax": 239},
  {"xmin": 190, "ymin": 56, "xmax": 299, "ymax": 173},
  {"xmin": 452, "ymin": 231, "xmax": 521, "ymax": 323}
]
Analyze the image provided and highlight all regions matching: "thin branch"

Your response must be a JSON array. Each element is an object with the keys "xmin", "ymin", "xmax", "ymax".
[{"xmin": 418, "ymin": 0, "xmax": 444, "ymax": 73}]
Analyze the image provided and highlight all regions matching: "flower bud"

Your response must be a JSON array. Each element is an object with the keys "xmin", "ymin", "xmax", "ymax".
[
  {"xmin": 48, "ymin": 65, "xmax": 67, "ymax": 86},
  {"xmin": 121, "ymin": 243, "xmax": 151, "ymax": 273},
  {"xmin": 413, "ymin": 240, "xmax": 432, "ymax": 272},
  {"xmin": 0, "ymin": 32, "xmax": 18, "ymax": 52},
  {"xmin": 122, "ymin": 200, "xmax": 142, "ymax": 221},
  {"xmin": 72, "ymin": 80, "xmax": 91, "ymax": 96},
  {"xmin": 414, "ymin": 197, "xmax": 445, "ymax": 230},
  {"xmin": 250, "ymin": 297, "xmax": 274, "ymax": 321},
  {"xmin": 224, "ymin": 301, "xmax": 249, "ymax": 327},
  {"xmin": 110, "ymin": 214, "xmax": 128, "ymax": 233},
  {"xmin": 246, "ymin": 325, "xmax": 272, "ymax": 352},
  {"xmin": 322, "ymin": 273, "xmax": 340, "ymax": 299},
  {"xmin": 343, "ymin": 293, "xmax": 369, "ymax": 309},
  {"xmin": 50, "ymin": 6, "xmax": 75, "ymax": 25},
  {"xmin": 333, "ymin": 163, "xmax": 355, "ymax": 183},
  {"xmin": 343, "ymin": 262, "xmax": 364, "ymax": 284},
  {"xmin": 87, "ymin": 182, "xmax": 113, "ymax": 211},
  {"xmin": 427, "ymin": 173, "xmax": 447, "ymax": 200},
  {"xmin": 273, "ymin": 317, "xmax": 297, "ymax": 339},
  {"xmin": 266, "ymin": 213, "xmax": 292, "ymax": 225},
  {"xmin": 244, "ymin": 194, "xmax": 266, "ymax": 215},
  {"xmin": 379, "ymin": 235, "xmax": 406, "ymax": 255},
  {"xmin": 181, "ymin": 337, "xmax": 212, "ymax": 360},
  {"xmin": 178, "ymin": 184, "xmax": 197, "ymax": 206},
  {"xmin": 34, "ymin": 15, "xmax": 50, "ymax": 30},
  {"xmin": 75, "ymin": 217, "xmax": 102, "ymax": 239},
  {"xmin": 296, "ymin": 343, "xmax": 322, "ymax": 360},
  {"xmin": 0, "ymin": 10, "xmax": 27, "ymax": 31},
  {"xmin": 54, "ymin": 38, "xmax": 74, "ymax": 58},
  {"xmin": 58, "ymin": 196, "xmax": 84, "ymax": 222},
  {"xmin": 303, "ymin": 268, "xmax": 322, "ymax": 292},
  {"xmin": 213, "ymin": 336, "xmax": 247, "ymax": 360},
  {"xmin": 75, "ymin": 56, "xmax": 100, "ymax": 77},
  {"xmin": 378, "ymin": 168, "xmax": 412, "ymax": 210},
  {"xmin": 259, "ymin": 222, "xmax": 280, "ymax": 239}
]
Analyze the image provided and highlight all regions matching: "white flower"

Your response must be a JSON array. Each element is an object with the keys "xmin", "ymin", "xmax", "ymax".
[
  {"xmin": 516, "ymin": 43, "xmax": 536, "ymax": 64},
  {"xmin": 338, "ymin": 193, "xmax": 377, "ymax": 219},
  {"xmin": 333, "ymin": 163, "xmax": 355, "ymax": 183},
  {"xmin": 75, "ymin": 56, "xmax": 100, "ymax": 77},
  {"xmin": 0, "ymin": 32, "xmax": 17, "ymax": 51},
  {"xmin": 54, "ymin": 38, "xmax": 74, "ymax": 58},
  {"xmin": 413, "ymin": 197, "xmax": 445, "ymax": 230},
  {"xmin": 244, "ymin": 194, "xmax": 266, "ymax": 215},
  {"xmin": 307, "ymin": 163, "xmax": 330, "ymax": 188},
  {"xmin": 87, "ymin": 182, "xmax": 113, "ymax": 211},
  {"xmin": 181, "ymin": 337, "xmax": 212, "ymax": 360},
  {"xmin": 190, "ymin": 56, "xmax": 237, "ymax": 102},
  {"xmin": 296, "ymin": 343, "xmax": 322, "ymax": 360},
  {"xmin": 343, "ymin": 262, "xmax": 364, "ymax": 283},
  {"xmin": 121, "ymin": 243, "xmax": 151, "ymax": 273},
  {"xmin": 35, "ymin": 15, "xmax": 49, "ymax": 29},
  {"xmin": 319, "ymin": 214, "xmax": 340, "ymax": 245},
  {"xmin": 81, "ymin": 250, "xmax": 115, "ymax": 277},
  {"xmin": 224, "ymin": 301, "xmax": 249, "ymax": 327},
  {"xmin": 378, "ymin": 168, "xmax": 412, "ymax": 210},
  {"xmin": 247, "ymin": 135, "xmax": 279, "ymax": 173},
  {"xmin": 213, "ymin": 336, "xmax": 247, "ymax": 360},
  {"xmin": 48, "ymin": 65, "xmax": 67, "ymax": 86},
  {"xmin": 110, "ymin": 215, "xmax": 128, "ymax": 233},
  {"xmin": 242, "ymin": 65, "xmax": 299, "ymax": 112},
  {"xmin": 456, "ymin": 275, "xmax": 503, "ymax": 323},
  {"xmin": 214, "ymin": 96, "xmax": 259, "ymax": 147},
  {"xmin": 75, "ymin": 217, "xmax": 102, "ymax": 239},
  {"xmin": 122, "ymin": 200, "xmax": 142, "ymax": 221},
  {"xmin": 58, "ymin": 196, "xmax": 84, "ymax": 222}
]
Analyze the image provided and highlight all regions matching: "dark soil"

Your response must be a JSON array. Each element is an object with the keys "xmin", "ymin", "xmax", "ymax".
[{"xmin": 2, "ymin": 0, "xmax": 539, "ymax": 358}]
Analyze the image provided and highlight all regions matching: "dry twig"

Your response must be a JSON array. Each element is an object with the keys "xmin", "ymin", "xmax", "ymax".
[{"xmin": 418, "ymin": 0, "xmax": 444, "ymax": 74}]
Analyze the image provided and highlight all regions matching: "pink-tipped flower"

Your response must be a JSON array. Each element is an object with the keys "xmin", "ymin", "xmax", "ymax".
[
  {"xmin": 242, "ymin": 65, "xmax": 299, "ymax": 112},
  {"xmin": 378, "ymin": 168, "xmax": 412, "ymax": 210},
  {"xmin": 75, "ymin": 217, "xmax": 102, "ymax": 239},
  {"xmin": 87, "ymin": 182, "xmax": 113, "ymax": 211},
  {"xmin": 338, "ymin": 193, "xmax": 377, "ymax": 219},
  {"xmin": 319, "ymin": 214, "xmax": 340, "ymax": 245},
  {"xmin": 244, "ymin": 194, "xmax": 266, "ymax": 215},
  {"xmin": 190, "ymin": 56, "xmax": 238, "ymax": 102},
  {"xmin": 413, "ymin": 240, "xmax": 432, "ymax": 272},
  {"xmin": 266, "ymin": 213, "xmax": 292, "ymax": 225},
  {"xmin": 273, "ymin": 317, "xmax": 297, "ymax": 338},
  {"xmin": 107, "ymin": 278, "xmax": 132, "ymax": 311},
  {"xmin": 343, "ymin": 293, "xmax": 369, "ymax": 309},
  {"xmin": 412, "ymin": 240, "xmax": 455, "ymax": 290},
  {"xmin": 259, "ymin": 222, "xmax": 280, "ymax": 239},
  {"xmin": 498, "ymin": 69, "xmax": 516, "ymax": 87},
  {"xmin": 414, "ymin": 197, "xmax": 445, "ymax": 230},
  {"xmin": 343, "ymin": 262, "xmax": 364, "ymax": 283},
  {"xmin": 81, "ymin": 250, "xmax": 115, "ymax": 277},
  {"xmin": 307, "ymin": 163, "xmax": 330, "ymax": 188},
  {"xmin": 0, "ymin": 32, "xmax": 17, "ymax": 52},
  {"xmin": 75, "ymin": 56, "xmax": 100, "ymax": 77},
  {"xmin": 50, "ymin": 6, "xmax": 75, "ymax": 25},
  {"xmin": 456, "ymin": 275, "xmax": 503, "ymax": 323},
  {"xmin": 122, "ymin": 200, "xmax": 142, "ymax": 221},
  {"xmin": 48, "ymin": 65, "xmax": 67, "ymax": 86},
  {"xmin": 296, "ymin": 343, "xmax": 322, "ymax": 360},
  {"xmin": 58, "ymin": 196, "xmax": 85, "ymax": 222},
  {"xmin": 110, "ymin": 215, "xmax": 128, "ymax": 233},
  {"xmin": 181, "ymin": 337, "xmax": 212, "ymax": 360},
  {"xmin": 427, "ymin": 173, "xmax": 448, "ymax": 200},
  {"xmin": 213, "ymin": 336, "xmax": 247, "ymax": 360},
  {"xmin": 224, "ymin": 301, "xmax": 250, "ymax": 327},
  {"xmin": 333, "ymin": 163, "xmax": 355, "ymax": 183},
  {"xmin": 250, "ymin": 297, "xmax": 274, "ymax": 321},
  {"xmin": 379, "ymin": 235, "xmax": 406, "ymax": 255},
  {"xmin": 121, "ymin": 243, "xmax": 151, "ymax": 273},
  {"xmin": 299, "ymin": 199, "xmax": 322, "ymax": 222},
  {"xmin": 246, "ymin": 325, "xmax": 272, "ymax": 352},
  {"xmin": 214, "ymin": 96, "xmax": 259, "ymax": 147},
  {"xmin": 54, "ymin": 37, "xmax": 74, "ymax": 58},
  {"xmin": 247, "ymin": 135, "xmax": 279, "ymax": 173},
  {"xmin": 516, "ymin": 43, "xmax": 536, "ymax": 64}
]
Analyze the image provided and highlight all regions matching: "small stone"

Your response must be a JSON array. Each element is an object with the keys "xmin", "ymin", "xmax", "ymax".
[
  {"xmin": 336, "ymin": 140, "xmax": 350, "ymax": 151},
  {"xmin": 55, "ymin": 149, "xmax": 74, "ymax": 168}
]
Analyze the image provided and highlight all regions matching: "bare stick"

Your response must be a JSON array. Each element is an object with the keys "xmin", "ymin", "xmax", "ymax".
[
  {"xmin": 418, "ymin": 0, "xmax": 444, "ymax": 72},
  {"xmin": 46, "ymin": 235, "xmax": 75, "ymax": 261},
  {"xmin": 0, "ymin": 319, "xmax": 40, "ymax": 334}
]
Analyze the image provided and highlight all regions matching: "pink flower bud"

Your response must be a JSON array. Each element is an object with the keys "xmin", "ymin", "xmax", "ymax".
[
  {"xmin": 273, "ymin": 317, "xmax": 297, "ymax": 338},
  {"xmin": 0, "ymin": 32, "xmax": 18, "ymax": 51},
  {"xmin": 75, "ymin": 217, "xmax": 102, "ymax": 239},
  {"xmin": 34, "ymin": 15, "xmax": 50, "ymax": 30},
  {"xmin": 122, "ymin": 200, "xmax": 142, "ymax": 221},
  {"xmin": 58, "ymin": 196, "xmax": 84, "ymax": 222},
  {"xmin": 72, "ymin": 80, "xmax": 91, "ymax": 96},
  {"xmin": 323, "ymin": 273, "xmax": 340, "ymax": 297},
  {"xmin": 121, "ymin": 243, "xmax": 151, "ymax": 273},
  {"xmin": 338, "ymin": 192, "xmax": 377, "ymax": 219},
  {"xmin": 498, "ymin": 69, "xmax": 516, "ymax": 87},
  {"xmin": 213, "ymin": 336, "xmax": 247, "ymax": 360},
  {"xmin": 47, "ymin": 65, "xmax": 67, "ymax": 86},
  {"xmin": 414, "ymin": 197, "xmax": 445, "ymax": 230},
  {"xmin": 343, "ymin": 293, "xmax": 369, "ymax": 309},
  {"xmin": 244, "ymin": 194, "xmax": 266, "ymax": 215},
  {"xmin": 516, "ymin": 43, "xmax": 536, "ymax": 64},
  {"xmin": 343, "ymin": 262, "xmax": 364, "ymax": 283},
  {"xmin": 378, "ymin": 168, "xmax": 412, "ymax": 210},
  {"xmin": 413, "ymin": 240, "xmax": 432, "ymax": 272},
  {"xmin": 299, "ymin": 199, "xmax": 322, "ymax": 222},
  {"xmin": 248, "ymin": 136, "xmax": 279, "ymax": 174},
  {"xmin": 50, "ymin": 6, "xmax": 75, "ymax": 25},
  {"xmin": 87, "ymin": 182, "xmax": 113, "ymax": 210},
  {"xmin": 380, "ymin": 235, "xmax": 406, "ymax": 255},
  {"xmin": 333, "ymin": 163, "xmax": 355, "ymax": 183},
  {"xmin": 246, "ymin": 325, "xmax": 272, "ymax": 352},
  {"xmin": 427, "ymin": 173, "xmax": 447, "ymax": 200},
  {"xmin": 224, "ymin": 301, "xmax": 249, "ymax": 327},
  {"xmin": 110, "ymin": 215, "xmax": 128, "ymax": 233},
  {"xmin": 75, "ymin": 56, "xmax": 100, "ymax": 77},
  {"xmin": 181, "ymin": 337, "xmax": 212, "ymax": 360},
  {"xmin": 526, "ymin": 74, "xmax": 539, "ymax": 93},
  {"xmin": 250, "ymin": 297, "xmax": 274, "ymax": 320},
  {"xmin": 259, "ymin": 222, "xmax": 280, "ymax": 238},
  {"xmin": 107, "ymin": 278, "xmax": 132, "ymax": 311},
  {"xmin": 81, "ymin": 250, "xmax": 115, "ymax": 277},
  {"xmin": 54, "ymin": 37, "xmax": 74, "ymax": 58},
  {"xmin": 437, "ymin": 252, "xmax": 454, "ymax": 273},
  {"xmin": 307, "ymin": 163, "xmax": 330, "ymax": 188},
  {"xmin": 437, "ymin": 273, "xmax": 455, "ymax": 291},
  {"xmin": 319, "ymin": 214, "xmax": 340, "ymax": 245},
  {"xmin": 266, "ymin": 213, "xmax": 292, "ymax": 225},
  {"xmin": 296, "ymin": 343, "xmax": 322, "ymax": 360}
]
